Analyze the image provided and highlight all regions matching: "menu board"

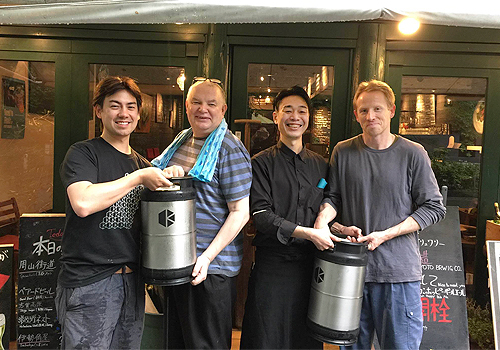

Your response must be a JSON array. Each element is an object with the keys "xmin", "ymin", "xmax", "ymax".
[
  {"xmin": 0, "ymin": 244, "xmax": 13, "ymax": 350},
  {"xmin": 419, "ymin": 206, "xmax": 469, "ymax": 350},
  {"xmin": 17, "ymin": 214, "xmax": 65, "ymax": 349}
]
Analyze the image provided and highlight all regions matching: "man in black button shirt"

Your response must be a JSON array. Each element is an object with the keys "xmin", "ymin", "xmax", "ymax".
[{"xmin": 240, "ymin": 86, "xmax": 357, "ymax": 349}]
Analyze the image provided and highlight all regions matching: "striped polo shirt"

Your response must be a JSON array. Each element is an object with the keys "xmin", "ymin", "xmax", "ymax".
[{"xmin": 168, "ymin": 129, "xmax": 252, "ymax": 277}]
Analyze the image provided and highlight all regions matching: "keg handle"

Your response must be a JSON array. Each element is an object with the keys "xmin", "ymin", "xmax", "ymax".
[
  {"xmin": 328, "ymin": 239, "xmax": 369, "ymax": 252},
  {"xmin": 155, "ymin": 184, "xmax": 181, "ymax": 191}
]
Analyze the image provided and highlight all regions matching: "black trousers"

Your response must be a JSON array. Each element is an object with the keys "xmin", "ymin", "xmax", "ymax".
[
  {"xmin": 240, "ymin": 248, "xmax": 323, "ymax": 349},
  {"xmin": 166, "ymin": 274, "xmax": 236, "ymax": 349}
]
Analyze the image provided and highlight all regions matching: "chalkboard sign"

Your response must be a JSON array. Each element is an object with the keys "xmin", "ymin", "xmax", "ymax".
[
  {"xmin": 17, "ymin": 214, "xmax": 65, "ymax": 349},
  {"xmin": 419, "ymin": 206, "xmax": 469, "ymax": 350},
  {"xmin": 0, "ymin": 244, "xmax": 13, "ymax": 350}
]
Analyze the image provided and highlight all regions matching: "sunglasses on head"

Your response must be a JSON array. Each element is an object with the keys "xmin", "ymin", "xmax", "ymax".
[{"xmin": 192, "ymin": 77, "xmax": 223, "ymax": 86}]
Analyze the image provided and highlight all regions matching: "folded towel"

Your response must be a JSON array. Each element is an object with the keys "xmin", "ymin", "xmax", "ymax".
[{"xmin": 152, "ymin": 119, "xmax": 228, "ymax": 182}]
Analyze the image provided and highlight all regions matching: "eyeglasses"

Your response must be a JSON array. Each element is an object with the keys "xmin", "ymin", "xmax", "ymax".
[{"xmin": 192, "ymin": 77, "xmax": 223, "ymax": 86}]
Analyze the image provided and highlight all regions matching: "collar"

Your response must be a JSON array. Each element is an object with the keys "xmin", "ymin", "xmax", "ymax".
[{"xmin": 277, "ymin": 141, "xmax": 307, "ymax": 163}]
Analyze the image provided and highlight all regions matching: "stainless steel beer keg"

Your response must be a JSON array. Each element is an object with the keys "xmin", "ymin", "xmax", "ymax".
[
  {"xmin": 140, "ymin": 176, "xmax": 196, "ymax": 286},
  {"xmin": 307, "ymin": 241, "xmax": 368, "ymax": 345}
]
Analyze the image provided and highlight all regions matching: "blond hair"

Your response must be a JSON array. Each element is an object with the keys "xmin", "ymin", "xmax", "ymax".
[{"xmin": 353, "ymin": 80, "xmax": 395, "ymax": 110}]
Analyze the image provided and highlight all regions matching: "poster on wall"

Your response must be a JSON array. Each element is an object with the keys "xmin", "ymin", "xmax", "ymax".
[
  {"xmin": 2, "ymin": 76, "xmax": 26, "ymax": 139},
  {"xmin": 135, "ymin": 92, "xmax": 154, "ymax": 133},
  {"xmin": 156, "ymin": 93, "xmax": 165, "ymax": 123}
]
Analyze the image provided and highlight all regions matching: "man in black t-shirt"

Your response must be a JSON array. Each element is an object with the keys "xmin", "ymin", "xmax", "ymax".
[{"xmin": 56, "ymin": 76, "xmax": 181, "ymax": 349}]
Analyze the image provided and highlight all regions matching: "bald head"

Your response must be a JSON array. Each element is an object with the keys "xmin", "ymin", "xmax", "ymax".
[
  {"xmin": 185, "ymin": 81, "xmax": 228, "ymax": 138},
  {"xmin": 187, "ymin": 80, "xmax": 226, "ymax": 103}
]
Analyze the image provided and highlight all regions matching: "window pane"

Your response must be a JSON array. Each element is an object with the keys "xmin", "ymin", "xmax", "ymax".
[
  {"xmin": 399, "ymin": 76, "xmax": 487, "ymax": 288},
  {"xmin": 400, "ymin": 76, "xmax": 485, "ymax": 208},
  {"xmin": 247, "ymin": 64, "xmax": 334, "ymax": 157},
  {"xmin": 0, "ymin": 60, "xmax": 55, "ymax": 213},
  {"xmin": 89, "ymin": 64, "xmax": 185, "ymax": 160}
]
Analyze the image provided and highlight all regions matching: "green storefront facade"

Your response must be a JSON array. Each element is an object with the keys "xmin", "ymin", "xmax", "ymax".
[{"xmin": 1, "ymin": 21, "xmax": 499, "ymax": 305}]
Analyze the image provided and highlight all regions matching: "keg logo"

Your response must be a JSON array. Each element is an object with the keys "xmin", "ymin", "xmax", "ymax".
[
  {"xmin": 314, "ymin": 266, "xmax": 325, "ymax": 284},
  {"xmin": 158, "ymin": 209, "xmax": 175, "ymax": 227}
]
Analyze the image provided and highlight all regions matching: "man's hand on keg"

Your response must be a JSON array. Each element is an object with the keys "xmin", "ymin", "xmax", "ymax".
[
  {"xmin": 138, "ymin": 167, "xmax": 173, "ymax": 190},
  {"xmin": 308, "ymin": 226, "xmax": 337, "ymax": 251},
  {"xmin": 342, "ymin": 226, "xmax": 363, "ymax": 239},
  {"xmin": 330, "ymin": 222, "xmax": 362, "ymax": 239},
  {"xmin": 163, "ymin": 165, "xmax": 185, "ymax": 178},
  {"xmin": 357, "ymin": 231, "xmax": 385, "ymax": 251},
  {"xmin": 292, "ymin": 226, "xmax": 337, "ymax": 251},
  {"xmin": 358, "ymin": 217, "xmax": 421, "ymax": 251},
  {"xmin": 191, "ymin": 254, "xmax": 211, "ymax": 286}
]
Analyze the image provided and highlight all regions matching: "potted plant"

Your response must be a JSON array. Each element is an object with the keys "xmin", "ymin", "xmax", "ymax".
[{"xmin": 467, "ymin": 298, "xmax": 494, "ymax": 349}]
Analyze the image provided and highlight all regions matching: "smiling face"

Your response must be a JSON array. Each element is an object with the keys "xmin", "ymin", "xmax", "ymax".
[
  {"xmin": 96, "ymin": 89, "xmax": 140, "ymax": 141},
  {"xmin": 354, "ymin": 90, "xmax": 395, "ymax": 139},
  {"xmin": 186, "ymin": 82, "xmax": 227, "ymax": 138},
  {"xmin": 273, "ymin": 94, "xmax": 309, "ymax": 144}
]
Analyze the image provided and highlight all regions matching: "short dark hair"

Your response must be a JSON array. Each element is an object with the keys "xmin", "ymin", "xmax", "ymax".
[
  {"xmin": 273, "ymin": 85, "xmax": 313, "ymax": 114},
  {"xmin": 93, "ymin": 76, "xmax": 142, "ymax": 109}
]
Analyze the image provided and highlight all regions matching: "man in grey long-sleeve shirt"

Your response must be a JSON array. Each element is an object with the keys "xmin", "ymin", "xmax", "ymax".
[{"xmin": 315, "ymin": 80, "xmax": 446, "ymax": 350}]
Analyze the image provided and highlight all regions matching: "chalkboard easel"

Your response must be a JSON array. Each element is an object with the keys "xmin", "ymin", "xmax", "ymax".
[
  {"xmin": 419, "ymin": 206, "xmax": 469, "ymax": 350},
  {"xmin": 17, "ymin": 214, "xmax": 65, "ymax": 350}
]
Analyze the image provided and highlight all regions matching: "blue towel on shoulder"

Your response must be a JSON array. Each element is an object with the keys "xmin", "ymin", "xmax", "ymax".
[{"xmin": 151, "ymin": 119, "xmax": 228, "ymax": 182}]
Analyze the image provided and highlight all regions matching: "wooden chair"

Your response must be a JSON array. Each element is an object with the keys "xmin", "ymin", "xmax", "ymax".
[{"xmin": 0, "ymin": 197, "xmax": 20, "ymax": 240}]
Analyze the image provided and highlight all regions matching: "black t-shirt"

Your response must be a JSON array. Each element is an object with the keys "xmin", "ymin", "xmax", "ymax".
[{"xmin": 58, "ymin": 137, "xmax": 150, "ymax": 288}]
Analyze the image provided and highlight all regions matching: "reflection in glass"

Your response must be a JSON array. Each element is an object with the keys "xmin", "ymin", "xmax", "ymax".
[
  {"xmin": 0, "ymin": 61, "xmax": 55, "ymax": 214},
  {"xmin": 247, "ymin": 64, "xmax": 334, "ymax": 157},
  {"xmin": 89, "ymin": 64, "xmax": 185, "ymax": 160},
  {"xmin": 399, "ymin": 76, "xmax": 487, "ymax": 284}
]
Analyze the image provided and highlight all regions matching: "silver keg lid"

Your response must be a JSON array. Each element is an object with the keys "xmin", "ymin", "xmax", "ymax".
[{"xmin": 140, "ymin": 176, "xmax": 195, "ymax": 202}]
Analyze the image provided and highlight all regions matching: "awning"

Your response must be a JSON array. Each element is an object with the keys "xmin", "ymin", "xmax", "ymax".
[{"xmin": 0, "ymin": 0, "xmax": 499, "ymax": 28}]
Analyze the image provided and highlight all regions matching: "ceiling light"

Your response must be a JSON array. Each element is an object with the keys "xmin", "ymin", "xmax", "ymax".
[{"xmin": 399, "ymin": 18, "xmax": 420, "ymax": 35}]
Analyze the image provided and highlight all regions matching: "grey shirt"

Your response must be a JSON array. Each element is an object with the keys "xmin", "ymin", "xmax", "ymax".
[{"xmin": 323, "ymin": 135, "xmax": 446, "ymax": 283}]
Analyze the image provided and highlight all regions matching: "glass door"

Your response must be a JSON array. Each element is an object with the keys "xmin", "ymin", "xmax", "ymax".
[
  {"xmin": 230, "ymin": 46, "xmax": 351, "ymax": 157},
  {"xmin": 398, "ymin": 76, "xmax": 487, "ymax": 291},
  {"xmin": 230, "ymin": 45, "xmax": 352, "ymax": 328},
  {"xmin": 0, "ymin": 60, "xmax": 56, "ymax": 214},
  {"xmin": 88, "ymin": 64, "xmax": 187, "ymax": 160},
  {"xmin": 386, "ymin": 62, "xmax": 500, "ymax": 305},
  {"xmin": 246, "ymin": 63, "xmax": 334, "ymax": 157}
]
